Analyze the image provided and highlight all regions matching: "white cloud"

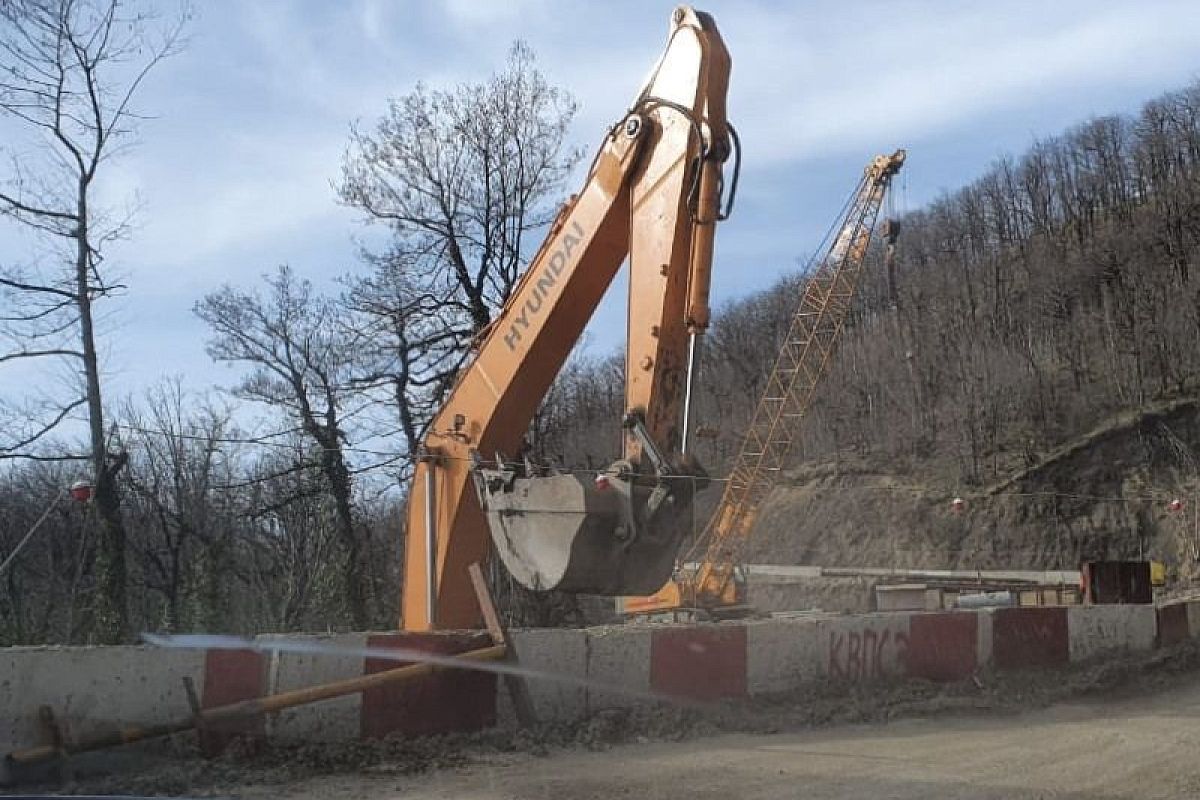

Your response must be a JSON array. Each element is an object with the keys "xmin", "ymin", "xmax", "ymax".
[
  {"xmin": 723, "ymin": 1, "xmax": 1200, "ymax": 164},
  {"xmin": 440, "ymin": 0, "xmax": 552, "ymax": 28}
]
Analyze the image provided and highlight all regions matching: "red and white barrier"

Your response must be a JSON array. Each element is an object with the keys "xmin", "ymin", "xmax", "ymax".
[{"xmin": 0, "ymin": 601, "xmax": 1187, "ymax": 760}]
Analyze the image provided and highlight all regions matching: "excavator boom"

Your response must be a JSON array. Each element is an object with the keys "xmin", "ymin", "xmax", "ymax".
[{"xmin": 401, "ymin": 6, "xmax": 733, "ymax": 630}]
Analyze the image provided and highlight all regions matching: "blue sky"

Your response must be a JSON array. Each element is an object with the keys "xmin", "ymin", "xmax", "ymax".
[{"xmin": 3, "ymin": 0, "xmax": 1199, "ymax": 408}]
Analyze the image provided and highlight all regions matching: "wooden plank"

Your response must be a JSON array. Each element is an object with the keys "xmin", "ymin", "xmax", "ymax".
[{"xmin": 468, "ymin": 562, "xmax": 538, "ymax": 728}]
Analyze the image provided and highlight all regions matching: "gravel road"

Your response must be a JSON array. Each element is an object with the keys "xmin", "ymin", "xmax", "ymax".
[{"xmin": 236, "ymin": 675, "xmax": 1200, "ymax": 800}]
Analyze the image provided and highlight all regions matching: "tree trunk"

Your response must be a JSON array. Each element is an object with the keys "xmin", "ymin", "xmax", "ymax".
[
  {"xmin": 77, "ymin": 185, "xmax": 129, "ymax": 643},
  {"xmin": 323, "ymin": 446, "xmax": 367, "ymax": 629}
]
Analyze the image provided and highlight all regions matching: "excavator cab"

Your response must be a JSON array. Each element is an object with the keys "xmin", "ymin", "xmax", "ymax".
[{"xmin": 400, "ymin": 6, "xmax": 733, "ymax": 630}]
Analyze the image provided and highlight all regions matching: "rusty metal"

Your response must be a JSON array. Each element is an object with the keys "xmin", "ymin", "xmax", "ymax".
[{"xmin": 1082, "ymin": 560, "xmax": 1153, "ymax": 604}]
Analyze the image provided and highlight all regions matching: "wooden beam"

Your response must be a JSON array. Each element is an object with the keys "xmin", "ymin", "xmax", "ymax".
[{"xmin": 468, "ymin": 562, "xmax": 538, "ymax": 728}]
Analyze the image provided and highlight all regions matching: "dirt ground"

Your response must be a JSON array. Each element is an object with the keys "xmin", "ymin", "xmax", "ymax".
[
  {"xmin": 248, "ymin": 678, "xmax": 1200, "ymax": 800},
  {"xmin": 25, "ymin": 639, "xmax": 1200, "ymax": 798}
]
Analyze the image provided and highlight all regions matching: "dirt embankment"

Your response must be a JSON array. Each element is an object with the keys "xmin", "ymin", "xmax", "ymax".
[{"xmin": 748, "ymin": 399, "xmax": 1200, "ymax": 575}]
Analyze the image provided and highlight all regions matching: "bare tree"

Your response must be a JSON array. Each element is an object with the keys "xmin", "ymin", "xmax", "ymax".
[
  {"xmin": 195, "ymin": 266, "xmax": 372, "ymax": 629},
  {"xmin": 0, "ymin": 0, "xmax": 187, "ymax": 641},
  {"xmin": 120, "ymin": 380, "xmax": 239, "ymax": 632},
  {"xmin": 239, "ymin": 445, "xmax": 347, "ymax": 632},
  {"xmin": 339, "ymin": 42, "xmax": 582, "ymax": 455}
]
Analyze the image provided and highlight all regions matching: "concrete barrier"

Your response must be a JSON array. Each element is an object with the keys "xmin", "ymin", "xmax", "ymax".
[
  {"xmin": 991, "ymin": 607, "xmax": 1069, "ymax": 670},
  {"xmin": 745, "ymin": 617, "xmax": 823, "ymax": 693},
  {"xmin": 1184, "ymin": 600, "xmax": 1200, "ymax": 638},
  {"xmin": 1067, "ymin": 605, "xmax": 1156, "ymax": 662},
  {"xmin": 1157, "ymin": 602, "xmax": 1189, "ymax": 647},
  {"xmin": 818, "ymin": 612, "xmax": 911, "ymax": 682},
  {"xmin": 360, "ymin": 631, "xmax": 496, "ymax": 738},
  {"xmin": 0, "ymin": 645, "xmax": 205, "ymax": 756},
  {"xmin": 497, "ymin": 627, "xmax": 588, "ymax": 728},
  {"xmin": 201, "ymin": 647, "xmax": 266, "ymax": 749},
  {"xmin": 261, "ymin": 633, "xmax": 367, "ymax": 742},
  {"xmin": 650, "ymin": 625, "xmax": 747, "ymax": 700},
  {"xmin": 907, "ymin": 611, "xmax": 979, "ymax": 681},
  {"xmin": 584, "ymin": 624, "xmax": 653, "ymax": 711},
  {"xmin": 1, "ymin": 601, "xmax": 1184, "ymax": 759}
]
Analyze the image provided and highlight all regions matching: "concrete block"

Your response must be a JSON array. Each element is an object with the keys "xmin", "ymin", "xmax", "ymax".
[
  {"xmin": 992, "ymin": 607, "xmax": 1068, "ymax": 670},
  {"xmin": 650, "ymin": 624, "xmax": 746, "ymax": 700},
  {"xmin": 0, "ymin": 645, "xmax": 205, "ymax": 755},
  {"xmin": 976, "ymin": 609, "xmax": 993, "ymax": 669},
  {"xmin": 1067, "ymin": 605, "xmax": 1157, "ymax": 662},
  {"xmin": 585, "ymin": 624, "xmax": 653, "ymax": 711},
  {"xmin": 745, "ymin": 617, "xmax": 823, "ymax": 694},
  {"xmin": 360, "ymin": 631, "xmax": 496, "ymax": 739},
  {"xmin": 258, "ymin": 632, "xmax": 366, "ymax": 742},
  {"xmin": 1157, "ymin": 602, "xmax": 1189, "ymax": 647},
  {"xmin": 818, "ymin": 613, "xmax": 912, "ymax": 682},
  {"xmin": 1185, "ymin": 600, "xmax": 1200, "ymax": 638},
  {"xmin": 907, "ymin": 611, "xmax": 978, "ymax": 681},
  {"xmin": 202, "ymin": 647, "xmax": 267, "ymax": 748},
  {"xmin": 496, "ymin": 628, "xmax": 588, "ymax": 727}
]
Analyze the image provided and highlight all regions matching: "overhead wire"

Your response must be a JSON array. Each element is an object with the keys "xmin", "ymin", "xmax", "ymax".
[{"xmin": 100, "ymin": 420, "xmax": 1196, "ymax": 506}]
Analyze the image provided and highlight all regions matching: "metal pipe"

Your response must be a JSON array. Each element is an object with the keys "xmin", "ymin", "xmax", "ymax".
[
  {"xmin": 424, "ymin": 457, "xmax": 438, "ymax": 629},
  {"xmin": 6, "ymin": 644, "xmax": 507, "ymax": 767},
  {"xmin": 681, "ymin": 331, "xmax": 701, "ymax": 455}
]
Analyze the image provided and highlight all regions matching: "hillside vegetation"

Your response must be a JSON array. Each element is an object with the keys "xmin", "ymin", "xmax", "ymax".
[{"xmin": 537, "ymin": 78, "xmax": 1200, "ymax": 574}]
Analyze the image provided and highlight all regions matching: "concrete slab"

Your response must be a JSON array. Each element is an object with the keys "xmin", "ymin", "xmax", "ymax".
[
  {"xmin": 745, "ymin": 617, "xmax": 823, "ymax": 694},
  {"xmin": 585, "ymin": 624, "xmax": 653, "ymax": 711},
  {"xmin": 817, "ymin": 613, "xmax": 912, "ymax": 682},
  {"xmin": 650, "ymin": 625, "xmax": 746, "ymax": 700},
  {"xmin": 497, "ymin": 628, "xmax": 588, "ymax": 727},
  {"xmin": 992, "ymin": 607, "xmax": 1069, "ymax": 670},
  {"xmin": 1067, "ymin": 605, "xmax": 1156, "ymax": 662},
  {"xmin": 1157, "ymin": 602, "xmax": 1190, "ymax": 647},
  {"xmin": 1185, "ymin": 600, "xmax": 1200, "ymax": 638},
  {"xmin": 907, "ymin": 611, "xmax": 978, "ymax": 681},
  {"xmin": 976, "ymin": 609, "xmax": 994, "ymax": 669},
  {"xmin": 258, "ymin": 632, "xmax": 367, "ymax": 742},
  {"xmin": 0, "ymin": 645, "xmax": 204, "ymax": 755}
]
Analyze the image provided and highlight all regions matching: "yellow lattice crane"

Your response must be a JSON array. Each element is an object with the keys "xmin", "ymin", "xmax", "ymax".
[{"xmin": 623, "ymin": 148, "xmax": 906, "ymax": 616}]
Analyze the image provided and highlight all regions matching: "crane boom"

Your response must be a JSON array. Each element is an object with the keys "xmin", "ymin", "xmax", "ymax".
[{"xmin": 624, "ymin": 149, "xmax": 905, "ymax": 615}]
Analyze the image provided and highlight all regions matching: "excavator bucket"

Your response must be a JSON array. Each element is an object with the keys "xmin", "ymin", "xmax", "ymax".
[{"xmin": 472, "ymin": 464, "xmax": 700, "ymax": 595}]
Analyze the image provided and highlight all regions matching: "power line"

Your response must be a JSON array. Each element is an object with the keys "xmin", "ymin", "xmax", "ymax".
[{"xmin": 103, "ymin": 421, "xmax": 1198, "ymax": 506}]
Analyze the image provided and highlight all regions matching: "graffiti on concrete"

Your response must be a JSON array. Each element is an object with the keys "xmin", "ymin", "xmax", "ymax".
[{"xmin": 828, "ymin": 627, "xmax": 908, "ymax": 681}]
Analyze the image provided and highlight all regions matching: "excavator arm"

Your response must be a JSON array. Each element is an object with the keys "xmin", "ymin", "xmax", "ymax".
[{"xmin": 402, "ymin": 6, "xmax": 733, "ymax": 631}]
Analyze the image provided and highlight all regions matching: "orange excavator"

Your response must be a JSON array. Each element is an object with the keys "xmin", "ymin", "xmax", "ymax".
[
  {"xmin": 401, "ymin": 6, "xmax": 736, "ymax": 630},
  {"xmin": 623, "ymin": 148, "xmax": 906, "ymax": 617}
]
